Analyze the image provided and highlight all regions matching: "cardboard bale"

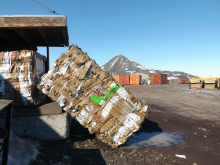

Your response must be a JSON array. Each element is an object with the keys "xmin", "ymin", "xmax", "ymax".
[
  {"xmin": 0, "ymin": 50, "xmax": 47, "ymax": 106},
  {"xmin": 190, "ymin": 80, "xmax": 204, "ymax": 89},
  {"xmin": 37, "ymin": 45, "xmax": 151, "ymax": 148},
  {"xmin": 204, "ymin": 80, "xmax": 217, "ymax": 89},
  {"xmin": 217, "ymin": 79, "xmax": 220, "ymax": 89}
]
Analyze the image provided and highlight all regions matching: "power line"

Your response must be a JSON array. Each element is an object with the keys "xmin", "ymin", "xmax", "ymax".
[
  {"xmin": 24, "ymin": 0, "xmax": 51, "ymax": 12},
  {"xmin": 24, "ymin": 0, "xmax": 59, "ymax": 15},
  {"xmin": 33, "ymin": 0, "xmax": 59, "ymax": 15}
]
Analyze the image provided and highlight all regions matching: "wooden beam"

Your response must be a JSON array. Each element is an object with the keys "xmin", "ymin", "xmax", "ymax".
[
  {"xmin": 0, "ymin": 31, "xmax": 14, "ymax": 44},
  {"xmin": 61, "ymin": 28, "xmax": 69, "ymax": 46},
  {"xmin": 0, "ymin": 15, "xmax": 69, "ymax": 47},
  {"xmin": 14, "ymin": 29, "xmax": 31, "ymax": 44},
  {"xmin": 0, "ymin": 44, "xmax": 37, "ymax": 51},
  {"xmin": 0, "ymin": 16, "xmax": 67, "ymax": 28},
  {"xmin": 38, "ymin": 29, "xmax": 50, "ymax": 44}
]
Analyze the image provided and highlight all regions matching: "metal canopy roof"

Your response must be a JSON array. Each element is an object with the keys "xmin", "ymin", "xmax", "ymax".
[{"xmin": 0, "ymin": 15, "xmax": 69, "ymax": 51}]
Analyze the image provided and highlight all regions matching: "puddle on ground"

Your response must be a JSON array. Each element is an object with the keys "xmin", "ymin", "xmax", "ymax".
[{"xmin": 123, "ymin": 132, "xmax": 183, "ymax": 149}]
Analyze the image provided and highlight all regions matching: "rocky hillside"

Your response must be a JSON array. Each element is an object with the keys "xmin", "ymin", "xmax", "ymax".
[{"xmin": 101, "ymin": 55, "xmax": 197, "ymax": 79}]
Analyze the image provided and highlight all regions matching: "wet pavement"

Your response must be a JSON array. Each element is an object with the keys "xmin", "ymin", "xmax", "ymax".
[{"xmin": 124, "ymin": 132, "xmax": 183, "ymax": 149}]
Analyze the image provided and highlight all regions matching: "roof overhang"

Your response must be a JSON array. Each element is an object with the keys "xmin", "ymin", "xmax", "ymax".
[{"xmin": 0, "ymin": 15, "xmax": 69, "ymax": 51}]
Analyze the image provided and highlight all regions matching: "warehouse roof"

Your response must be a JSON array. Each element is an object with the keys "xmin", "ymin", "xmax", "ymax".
[{"xmin": 0, "ymin": 15, "xmax": 69, "ymax": 51}]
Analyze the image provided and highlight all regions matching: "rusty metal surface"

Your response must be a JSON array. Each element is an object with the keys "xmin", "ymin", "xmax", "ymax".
[
  {"xmin": 119, "ymin": 74, "xmax": 130, "ymax": 85},
  {"xmin": 130, "ymin": 74, "xmax": 141, "ymax": 85},
  {"xmin": 151, "ymin": 74, "xmax": 167, "ymax": 85},
  {"xmin": 112, "ymin": 75, "xmax": 120, "ymax": 83}
]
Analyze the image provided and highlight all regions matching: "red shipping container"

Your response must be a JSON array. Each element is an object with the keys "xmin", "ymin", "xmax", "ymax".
[
  {"xmin": 151, "ymin": 74, "xmax": 167, "ymax": 84},
  {"xmin": 130, "ymin": 74, "xmax": 142, "ymax": 85},
  {"xmin": 119, "ymin": 75, "xmax": 130, "ymax": 85},
  {"xmin": 112, "ymin": 75, "xmax": 120, "ymax": 82}
]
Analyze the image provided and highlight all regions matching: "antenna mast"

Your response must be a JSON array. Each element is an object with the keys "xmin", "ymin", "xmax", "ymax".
[{"xmin": 24, "ymin": 0, "xmax": 59, "ymax": 15}]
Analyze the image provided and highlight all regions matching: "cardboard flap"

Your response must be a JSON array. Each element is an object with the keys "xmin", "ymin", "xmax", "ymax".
[
  {"xmin": 100, "ymin": 118, "xmax": 117, "ymax": 133},
  {"xmin": 205, "ymin": 80, "xmax": 216, "ymax": 84},
  {"xmin": 109, "ymin": 99, "xmax": 124, "ymax": 118},
  {"xmin": 75, "ymin": 60, "xmax": 93, "ymax": 79}
]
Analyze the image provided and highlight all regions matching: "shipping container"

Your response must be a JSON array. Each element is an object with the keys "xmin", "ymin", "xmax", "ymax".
[
  {"xmin": 130, "ymin": 74, "xmax": 142, "ymax": 85},
  {"xmin": 119, "ymin": 75, "xmax": 130, "ymax": 85},
  {"xmin": 112, "ymin": 75, "xmax": 120, "ymax": 83},
  {"xmin": 150, "ymin": 74, "xmax": 167, "ymax": 85}
]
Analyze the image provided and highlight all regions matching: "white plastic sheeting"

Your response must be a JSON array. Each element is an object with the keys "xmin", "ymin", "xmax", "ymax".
[
  {"xmin": 117, "ymin": 87, "xmax": 129, "ymax": 100},
  {"xmin": 102, "ymin": 95, "xmax": 120, "ymax": 118},
  {"xmin": 35, "ymin": 54, "xmax": 45, "ymax": 79},
  {"xmin": 0, "ymin": 52, "xmax": 11, "ymax": 95},
  {"xmin": 19, "ymin": 64, "xmax": 32, "ymax": 106},
  {"xmin": 38, "ymin": 63, "xmax": 57, "ymax": 87},
  {"xmin": 113, "ymin": 113, "xmax": 140, "ymax": 144},
  {"xmin": 76, "ymin": 109, "xmax": 89, "ymax": 123}
]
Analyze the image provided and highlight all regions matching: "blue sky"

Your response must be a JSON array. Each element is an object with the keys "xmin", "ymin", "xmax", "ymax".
[{"xmin": 1, "ymin": 0, "xmax": 220, "ymax": 78}]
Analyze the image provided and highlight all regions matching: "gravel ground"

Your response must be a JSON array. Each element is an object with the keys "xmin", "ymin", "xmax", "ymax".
[{"xmin": 32, "ymin": 83, "xmax": 220, "ymax": 165}]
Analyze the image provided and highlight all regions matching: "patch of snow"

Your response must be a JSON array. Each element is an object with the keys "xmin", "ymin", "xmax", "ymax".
[
  {"xmin": 0, "ymin": 131, "xmax": 39, "ymax": 165},
  {"xmin": 126, "ymin": 71, "xmax": 136, "ymax": 74},
  {"xmin": 111, "ymin": 57, "xmax": 119, "ymax": 67},
  {"xmin": 136, "ymin": 65, "xmax": 150, "ymax": 70},
  {"xmin": 167, "ymin": 76, "xmax": 178, "ymax": 80}
]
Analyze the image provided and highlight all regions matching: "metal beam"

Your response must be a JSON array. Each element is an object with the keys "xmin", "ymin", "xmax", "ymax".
[
  {"xmin": 38, "ymin": 29, "xmax": 50, "ymax": 44},
  {"xmin": 14, "ymin": 29, "xmax": 31, "ymax": 44}
]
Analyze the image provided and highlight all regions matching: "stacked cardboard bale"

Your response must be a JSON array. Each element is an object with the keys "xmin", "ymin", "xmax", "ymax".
[
  {"xmin": 0, "ymin": 50, "xmax": 47, "ymax": 106},
  {"xmin": 204, "ymin": 80, "xmax": 217, "ymax": 89},
  {"xmin": 217, "ymin": 79, "xmax": 220, "ymax": 89},
  {"xmin": 37, "ymin": 45, "xmax": 151, "ymax": 148},
  {"xmin": 190, "ymin": 80, "xmax": 204, "ymax": 89}
]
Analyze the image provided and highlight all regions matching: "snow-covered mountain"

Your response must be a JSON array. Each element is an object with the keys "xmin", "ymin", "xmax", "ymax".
[{"xmin": 101, "ymin": 54, "xmax": 197, "ymax": 79}]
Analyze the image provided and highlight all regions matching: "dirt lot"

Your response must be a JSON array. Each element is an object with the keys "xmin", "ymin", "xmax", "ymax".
[{"xmin": 33, "ymin": 83, "xmax": 220, "ymax": 165}]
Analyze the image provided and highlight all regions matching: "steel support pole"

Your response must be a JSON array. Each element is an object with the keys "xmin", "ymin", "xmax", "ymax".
[{"xmin": 46, "ymin": 46, "xmax": 49, "ymax": 72}]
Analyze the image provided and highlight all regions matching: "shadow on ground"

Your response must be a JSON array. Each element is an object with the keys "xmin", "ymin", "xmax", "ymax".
[{"xmin": 33, "ymin": 118, "xmax": 107, "ymax": 165}]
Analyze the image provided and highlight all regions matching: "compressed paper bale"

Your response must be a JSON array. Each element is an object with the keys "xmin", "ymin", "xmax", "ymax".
[
  {"xmin": 0, "ymin": 50, "xmax": 46, "ymax": 106},
  {"xmin": 37, "ymin": 45, "xmax": 151, "ymax": 148},
  {"xmin": 217, "ymin": 79, "xmax": 220, "ymax": 89}
]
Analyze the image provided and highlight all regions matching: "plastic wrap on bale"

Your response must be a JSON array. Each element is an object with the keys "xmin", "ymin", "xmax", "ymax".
[
  {"xmin": 0, "ymin": 50, "xmax": 46, "ymax": 106},
  {"xmin": 37, "ymin": 45, "xmax": 151, "ymax": 148}
]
